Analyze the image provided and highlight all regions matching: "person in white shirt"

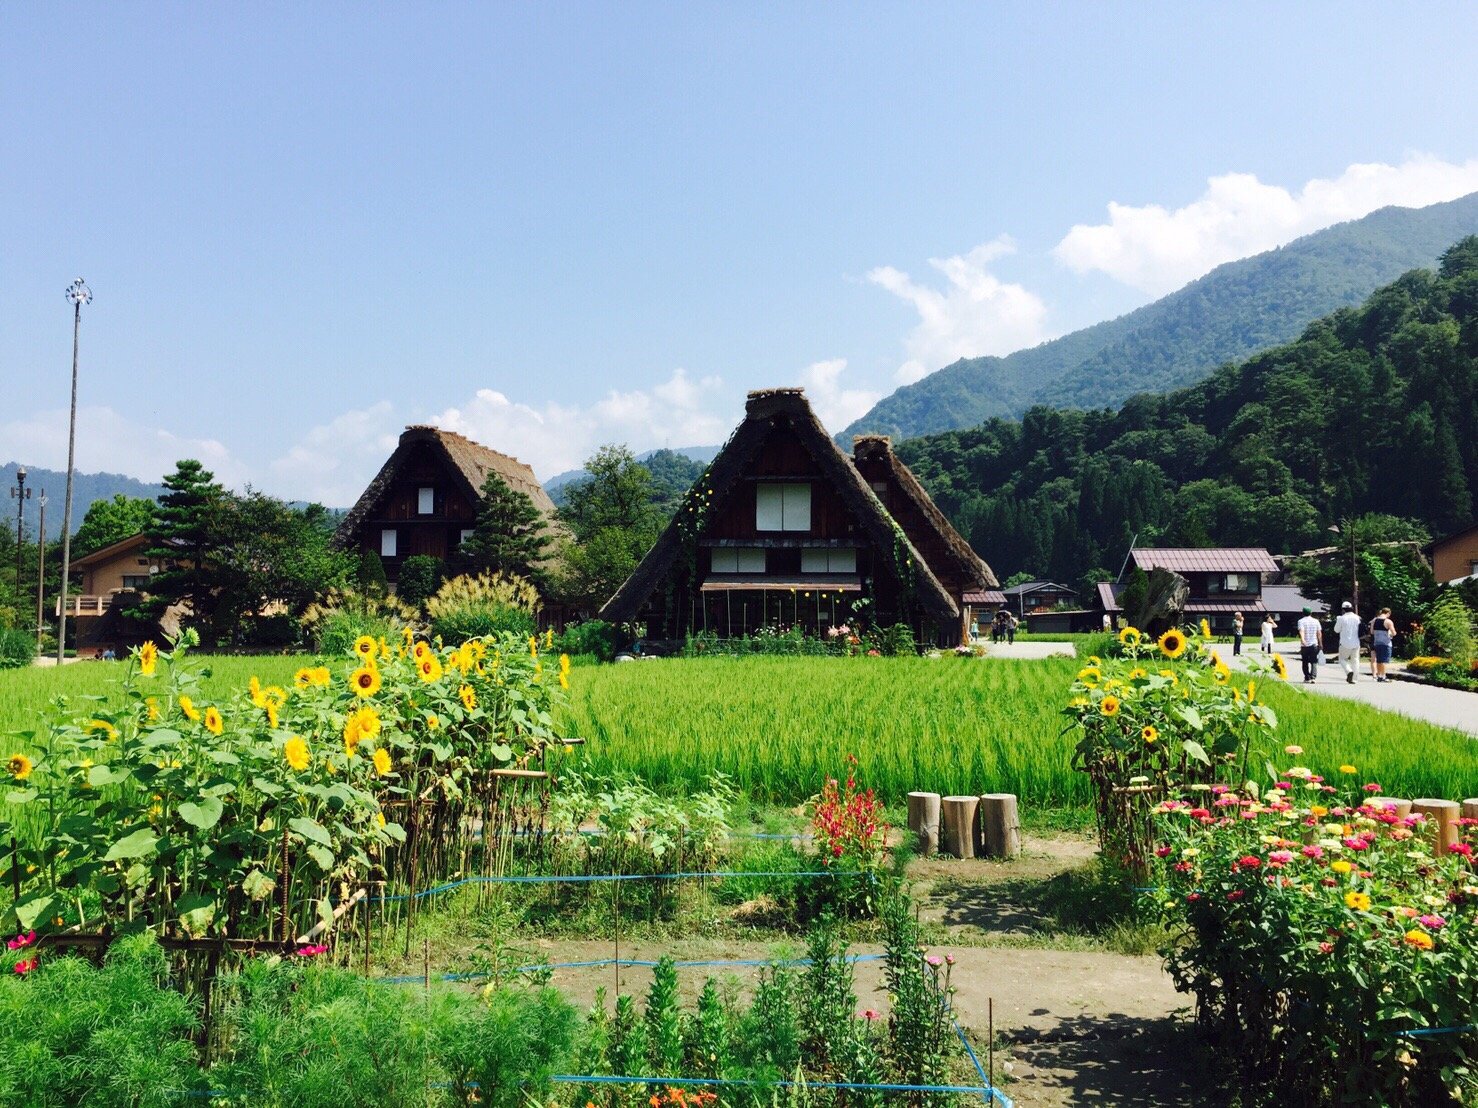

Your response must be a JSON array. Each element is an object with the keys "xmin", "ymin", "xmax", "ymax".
[
  {"xmin": 1333, "ymin": 601, "xmax": 1362, "ymax": 684},
  {"xmin": 1260, "ymin": 615, "xmax": 1277, "ymax": 654},
  {"xmin": 1296, "ymin": 607, "xmax": 1323, "ymax": 683}
]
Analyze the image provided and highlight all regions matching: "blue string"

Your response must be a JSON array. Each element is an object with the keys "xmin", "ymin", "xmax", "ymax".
[
  {"xmin": 370, "ymin": 870, "xmax": 861, "ymax": 903},
  {"xmin": 374, "ymin": 952, "xmax": 888, "ymax": 986},
  {"xmin": 546, "ymin": 1072, "xmax": 1014, "ymax": 1105}
]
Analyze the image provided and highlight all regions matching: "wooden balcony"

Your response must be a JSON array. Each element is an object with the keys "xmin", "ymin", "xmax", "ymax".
[{"xmin": 56, "ymin": 594, "xmax": 125, "ymax": 618}]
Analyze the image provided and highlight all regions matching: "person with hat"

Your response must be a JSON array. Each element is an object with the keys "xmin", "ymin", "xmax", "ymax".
[
  {"xmin": 1296, "ymin": 606, "xmax": 1323, "ymax": 683},
  {"xmin": 1334, "ymin": 600, "xmax": 1362, "ymax": 684}
]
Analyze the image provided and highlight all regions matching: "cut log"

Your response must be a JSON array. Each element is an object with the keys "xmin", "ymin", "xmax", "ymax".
[
  {"xmin": 907, "ymin": 792, "xmax": 941, "ymax": 856},
  {"xmin": 1367, "ymin": 797, "xmax": 1412, "ymax": 819},
  {"xmin": 941, "ymin": 796, "xmax": 979, "ymax": 859},
  {"xmin": 978, "ymin": 794, "xmax": 1021, "ymax": 859},
  {"xmin": 1463, "ymin": 798, "xmax": 1478, "ymax": 822},
  {"xmin": 1412, "ymin": 799, "xmax": 1460, "ymax": 857}
]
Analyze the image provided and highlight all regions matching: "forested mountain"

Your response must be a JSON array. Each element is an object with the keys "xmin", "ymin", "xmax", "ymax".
[
  {"xmin": 547, "ymin": 446, "xmax": 713, "ymax": 510},
  {"xmin": 0, "ymin": 463, "xmax": 167, "ymax": 536},
  {"xmin": 845, "ymin": 191, "xmax": 1478, "ymax": 442},
  {"xmin": 895, "ymin": 237, "xmax": 1478, "ymax": 584}
]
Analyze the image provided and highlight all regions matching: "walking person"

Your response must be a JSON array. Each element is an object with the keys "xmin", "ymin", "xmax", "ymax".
[
  {"xmin": 1334, "ymin": 601, "xmax": 1362, "ymax": 684},
  {"xmin": 1006, "ymin": 612, "xmax": 1018, "ymax": 644},
  {"xmin": 1297, "ymin": 607, "xmax": 1322, "ymax": 683},
  {"xmin": 1260, "ymin": 614, "xmax": 1276, "ymax": 655},
  {"xmin": 1370, "ymin": 607, "xmax": 1396, "ymax": 683},
  {"xmin": 1232, "ymin": 611, "xmax": 1245, "ymax": 656}
]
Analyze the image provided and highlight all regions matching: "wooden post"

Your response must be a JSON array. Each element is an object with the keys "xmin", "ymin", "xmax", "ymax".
[
  {"xmin": 1463, "ymin": 798, "xmax": 1478, "ymax": 822},
  {"xmin": 941, "ymin": 796, "xmax": 978, "ymax": 859},
  {"xmin": 1412, "ymin": 799, "xmax": 1460, "ymax": 857},
  {"xmin": 907, "ymin": 792, "xmax": 941, "ymax": 856},
  {"xmin": 1368, "ymin": 798, "xmax": 1412, "ymax": 819},
  {"xmin": 978, "ymin": 794, "xmax": 1021, "ymax": 859}
]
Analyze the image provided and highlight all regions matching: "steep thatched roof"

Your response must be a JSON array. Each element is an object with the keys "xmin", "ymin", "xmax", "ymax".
[
  {"xmin": 851, "ymin": 434, "xmax": 998, "ymax": 591},
  {"xmin": 334, "ymin": 425, "xmax": 555, "ymax": 546},
  {"xmin": 599, "ymin": 388, "xmax": 959, "ymax": 623}
]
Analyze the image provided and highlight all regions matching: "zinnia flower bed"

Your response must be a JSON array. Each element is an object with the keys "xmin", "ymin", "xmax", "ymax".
[{"xmin": 1149, "ymin": 770, "xmax": 1478, "ymax": 1106}]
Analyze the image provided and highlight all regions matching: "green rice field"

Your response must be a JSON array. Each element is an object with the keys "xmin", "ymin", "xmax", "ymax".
[{"xmin": 2, "ymin": 653, "xmax": 1475, "ymax": 809}]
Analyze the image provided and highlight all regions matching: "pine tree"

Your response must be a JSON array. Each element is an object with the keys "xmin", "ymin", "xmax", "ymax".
[
  {"xmin": 141, "ymin": 459, "xmax": 225, "ymax": 635},
  {"xmin": 460, "ymin": 473, "xmax": 552, "ymax": 589}
]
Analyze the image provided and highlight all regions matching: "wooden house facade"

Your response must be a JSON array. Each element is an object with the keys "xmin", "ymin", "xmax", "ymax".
[
  {"xmin": 600, "ymin": 388, "xmax": 998, "ymax": 646},
  {"xmin": 334, "ymin": 425, "xmax": 557, "ymax": 585}
]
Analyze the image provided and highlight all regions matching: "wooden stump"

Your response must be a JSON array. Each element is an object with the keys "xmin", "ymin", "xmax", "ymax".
[
  {"xmin": 1463, "ymin": 798, "xmax": 1478, "ymax": 822},
  {"xmin": 977, "ymin": 794, "xmax": 1021, "ymax": 859},
  {"xmin": 1412, "ymin": 799, "xmax": 1460, "ymax": 857},
  {"xmin": 941, "ymin": 796, "xmax": 979, "ymax": 859},
  {"xmin": 907, "ymin": 792, "xmax": 941, "ymax": 857},
  {"xmin": 1368, "ymin": 797, "xmax": 1412, "ymax": 819}
]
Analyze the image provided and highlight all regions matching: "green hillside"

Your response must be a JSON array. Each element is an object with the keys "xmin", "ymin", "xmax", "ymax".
[
  {"xmin": 844, "ymin": 191, "xmax": 1478, "ymax": 441},
  {"xmin": 0, "ymin": 463, "xmax": 166, "ymax": 537},
  {"xmin": 895, "ymin": 236, "xmax": 1478, "ymax": 582}
]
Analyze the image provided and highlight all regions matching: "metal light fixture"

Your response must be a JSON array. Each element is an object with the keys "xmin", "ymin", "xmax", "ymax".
[
  {"xmin": 9, "ymin": 466, "xmax": 28, "ymax": 592},
  {"xmin": 56, "ymin": 278, "xmax": 91, "ymax": 662}
]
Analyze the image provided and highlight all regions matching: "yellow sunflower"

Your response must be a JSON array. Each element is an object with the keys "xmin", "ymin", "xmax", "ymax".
[
  {"xmin": 1100, "ymin": 695, "xmax": 1121, "ymax": 717},
  {"xmin": 528, "ymin": 635, "xmax": 539, "ymax": 658},
  {"xmin": 179, "ymin": 695, "xmax": 201, "ymax": 722},
  {"xmin": 294, "ymin": 667, "xmax": 316, "ymax": 690},
  {"xmin": 203, "ymin": 707, "xmax": 224, "ymax": 736},
  {"xmin": 350, "ymin": 666, "xmax": 382, "ymax": 698},
  {"xmin": 86, "ymin": 719, "xmax": 119, "ymax": 741},
  {"xmin": 353, "ymin": 635, "xmax": 377, "ymax": 660},
  {"xmin": 1118, "ymin": 626, "xmax": 1142, "ymax": 646},
  {"xmin": 412, "ymin": 640, "xmax": 431, "ymax": 661},
  {"xmin": 559, "ymin": 653, "xmax": 571, "ymax": 690},
  {"xmin": 1158, "ymin": 629, "xmax": 1188, "ymax": 659},
  {"xmin": 1214, "ymin": 663, "xmax": 1231, "ymax": 686},
  {"xmin": 372, "ymin": 747, "xmax": 392, "ymax": 777},
  {"xmin": 417, "ymin": 654, "xmax": 444, "ymax": 683},
  {"xmin": 1271, "ymin": 653, "xmax": 1289, "ymax": 681},
  {"xmin": 145, "ymin": 697, "xmax": 160, "ymax": 722},
  {"xmin": 137, "ymin": 640, "xmax": 159, "ymax": 677},
  {"xmin": 1246, "ymin": 680, "xmax": 1257, "ymax": 703},
  {"xmin": 459, "ymin": 684, "xmax": 477, "ymax": 711},
  {"xmin": 7, "ymin": 753, "xmax": 33, "ymax": 781},
  {"xmin": 1128, "ymin": 667, "xmax": 1147, "ymax": 680},
  {"xmin": 1199, "ymin": 619, "xmax": 1212, "ymax": 639},
  {"xmin": 1141, "ymin": 725, "xmax": 1158, "ymax": 744},
  {"xmin": 343, "ymin": 706, "xmax": 381, "ymax": 756},
  {"xmin": 284, "ymin": 735, "xmax": 311, "ymax": 772},
  {"xmin": 426, "ymin": 713, "xmax": 440, "ymax": 730},
  {"xmin": 1077, "ymin": 666, "xmax": 1102, "ymax": 686}
]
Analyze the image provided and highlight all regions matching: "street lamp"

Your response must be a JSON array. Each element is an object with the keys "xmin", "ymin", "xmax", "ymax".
[
  {"xmin": 9, "ymin": 466, "xmax": 28, "ymax": 592},
  {"xmin": 1329, "ymin": 521, "xmax": 1357, "ymax": 614},
  {"xmin": 36, "ymin": 490, "xmax": 47, "ymax": 654},
  {"xmin": 56, "ymin": 278, "xmax": 90, "ymax": 663}
]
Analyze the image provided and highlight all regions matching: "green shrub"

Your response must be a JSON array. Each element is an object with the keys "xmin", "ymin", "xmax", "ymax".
[
  {"xmin": 1424, "ymin": 591, "xmax": 1475, "ymax": 667},
  {"xmin": 0, "ymin": 626, "xmax": 34, "ymax": 669},
  {"xmin": 0, "ymin": 934, "xmax": 200, "ymax": 1107},
  {"xmin": 299, "ymin": 587, "xmax": 416, "ymax": 655},
  {"xmin": 396, "ymin": 555, "xmax": 443, "ymax": 608},
  {"xmin": 433, "ymin": 984, "xmax": 577, "ymax": 1108},
  {"xmin": 557, "ymin": 619, "xmax": 620, "ymax": 662},
  {"xmin": 426, "ymin": 571, "xmax": 540, "ymax": 644},
  {"xmin": 874, "ymin": 622, "xmax": 916, "ymax": 656}
]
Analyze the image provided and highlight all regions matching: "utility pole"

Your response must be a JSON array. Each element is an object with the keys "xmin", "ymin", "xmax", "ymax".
[
  {"xmin": 9, "ymin": 467, "xmax": 28, "ymax": 596},
  {"xmin": 57, "ymin": 278, "xmax": 91, "ymax": 663},
  {"xmin": 36, "ymin": 491, "xmax": 46, "ymax": 653}
]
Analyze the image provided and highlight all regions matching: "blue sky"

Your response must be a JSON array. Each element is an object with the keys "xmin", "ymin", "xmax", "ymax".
[{"xmin": 4, "ymin": 3, "xmax": 1478, "ymax": 503}]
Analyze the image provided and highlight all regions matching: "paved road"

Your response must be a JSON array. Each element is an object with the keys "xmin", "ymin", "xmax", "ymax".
[
  {"xmin": 1224, "ymin": 643, "xmax": 1477, "ymax": 737},
  {"xmin": 977, "ymin": 641, "xmax": 1079, "ymax": 659}
]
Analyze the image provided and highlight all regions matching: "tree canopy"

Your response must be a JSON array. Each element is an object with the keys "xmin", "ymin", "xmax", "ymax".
[
  {"xmin": 460, "ymin": 473, "xmax": 553, "ymax": 590},
  {"xmin": 72, "ymin": 494, "xmax": 157, "ymax": 557}
]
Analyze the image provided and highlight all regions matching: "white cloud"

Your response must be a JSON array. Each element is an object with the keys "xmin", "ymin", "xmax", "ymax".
[
  {"xmin": 868, "ymin": 236, "xmax": 1051, "ymax": 384},
  {"xmin": 798, "ymin": 359, "xmax": 882, "ymax": 431},
  {"xmin": 0, "ymin": 405, "xmax": 247, "ymax": 489},
  {"xmin": 1053, "ymin": 155, "xmax": 1478, "ymax": 295},
  {"xmin": 266, "ymin": 400, "xmax": 401, "ymax": 505}
]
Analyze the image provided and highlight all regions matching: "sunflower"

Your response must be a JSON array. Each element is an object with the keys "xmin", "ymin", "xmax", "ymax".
[
  {"xmin": 137, "ymin": 640, "xmax": 159, "ymax": 677},
  {"xmin": 1077, "ymin": 666, "xmax": 1102, "ymax": 686},
  {"xmin": 459, "ymin": 684, "xmax": 477, "ymax": 711},
  {"xmin": 284, "ymin": 735, "xmax": 311, "ymax": 772},
  {"xmin": 1214, "ymin": 663, "xmax": 1231, "ymax": 686},
  {"xmin": 1127, "ymin": 667, "xmax": 1147, "ymax": 681},
  {"xmin": 1271, "ymin": 653, "xmax": 1289, "ymax": 681},
  {"xmin": 412, "ymin": 640, "xmax": 431, "ymax": 661},
  {"xmin": 203, "ymin": 707, "xmax": 224, "ymax": 736},
  {"xmin": 350, "ymin": 666, "xmax": 382, "ymax": 698},
  {"xmin": 528, "ymin": 635, "xmax": 539, "ymax": 658},
  {"xmin": 1246, "ymin": 680, "xmax": 1257, "ymax": 703},
  {"xmin": 179, "ymin": 695, "xmax": 201, "ymax": 722},
  {"xmin": 417, "ymin": 654, "xmax": 444, "ymax": 683},
  {"xmin": 86, "ymin": 719, "xmax": 119, "ymax": 741},
  {"xmin": 372, "ymin": 747, "xmax": 392, "ymax": 777},
  {"xmin": 354, "ymin": 635, "xmax": 377, "ymax": 660},
  {"xmin": 249, "ymin": 675, "xmax": 265, "ymax": 707},
  {"xmin": 294, "ymin": 667, "xmax": 316, "ymax": 690},
  {"xmin": 145, "ymin": 697, "xmax": 160, "ymax": 722},
  {"xmin": 426, "ymin": 713, "xmax": 440, "ymax": 730},
  {"xmin": 1158, "ymin": 629, "xmax": 1188, "ymax": 659},
  {"xmin": 1141, "ymin": 725, "xmax": 1158, "ymax": 744},
  {"xmin": 559, "ymin": 653, "xmax": 571, "ymax": 690},
  {"xmin": 1118, "ymin": 626, "xmax": 1142, "ymax": 647},
  {"xmin": 1199, "ymin": 619, "xmax": 1212, "ymax": 639},
  {"xmin": 1100, "ymin": 695, "xmax": 1121, "ymax": 717},
  {"xmin": 343, "ymin": 706, "xmax": 380, "ymax": 756},
  {"xmin": 7, "ymin": 753, "xmax": 33, "ymax": 781}
]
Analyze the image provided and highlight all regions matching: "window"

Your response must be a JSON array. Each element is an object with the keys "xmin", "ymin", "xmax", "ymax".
[
  {"xmin": 417, "ymin": 487, "xmax": 434, "ymax": 515},
  {"xmin": 1219, "ymin": 573, "xmax": 1260, "ymax": 594},
  {"xmin": 460, "ymin": 529, "xmax": 475, "ymax": 549},
  {"xmin": 1470, "ymin": 560, "xmax": 1478, "ymax": 577},
  {"xmin": 711, "ymin": 547, "xmax": 766, "ymax": 573},
  {"xmin": 801, "ymin": 548, "xmax": 857, "ymax": 573},
  {"xmin": 380, "ymin": 529, "xmax": 398, "ymax": 557},
  {"xmin": 121, "ymin": 575, "xmax": 150, "ymax": 590},
  {"xmin": 755, "ymin": 483, "xmax": 811, "ymax": 531}
]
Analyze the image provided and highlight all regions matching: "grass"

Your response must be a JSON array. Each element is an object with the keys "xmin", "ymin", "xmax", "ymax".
[{"xmin": 3, "ymin": 652, "xmax": 1475, "ymax": 810}]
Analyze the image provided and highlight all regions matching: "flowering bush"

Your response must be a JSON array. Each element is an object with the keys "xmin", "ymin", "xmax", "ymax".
[
  {"xmin": 1, "ymin": 627, "xmax": 567, "ymax": 946},
  {"xmin": 808, "ymin": 756, "xmax": 889, "ymax": 916},
  {"xmin": 1149, "ymin": 768, "xmax": 1478, "ymax": 1105},
  {"xmin": 1064, "ymin": 624, "xmax": 1281, "ymax": 876}
]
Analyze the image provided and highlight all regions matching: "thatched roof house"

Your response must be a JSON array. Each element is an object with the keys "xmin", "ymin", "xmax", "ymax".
[
  {"xmin": 334, "ymin": 425, "xmax": 556, "ymax": 583},
  {"xmin": 600, "ymin": 388, "xmax": 998, "ymax": 645}
]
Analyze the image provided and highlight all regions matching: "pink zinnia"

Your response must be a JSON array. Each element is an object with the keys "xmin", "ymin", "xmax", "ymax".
[
  {"xmin": 862, "ymin": 1009, "xmax": 880, "ymax": 1021},
  {"xmin": 1450, "ymin": 843, "xmax": 1474, "ymax": 859},
  {"xmin": 1238, "ymin": 855, "xmax": 1262, "ymax": 869},
  {"xmin": 1318, "ymin": 942, "xmax": 1334, "ymax": 954},
  {"xmin": 5, "ymin": 931, "xmax": 35, "ymax": 951},
  {"xmin": 1419, "ymin": 915, "xmax": 1446, "ymax": 930},
  {"xmin": 1268, "ymin": 851, "xmax": 1295, "ymax": 867},
  {"xmin": 1301, "ymin": 845, "xmax": 1324, "ymax": 859},
  {"xmin": 925, "ymin": 954, "xmax": 943, "ymax": 967},
  {"xmin": 13, "ymin": 959, "xmax": 36, "ymax": 975}
]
